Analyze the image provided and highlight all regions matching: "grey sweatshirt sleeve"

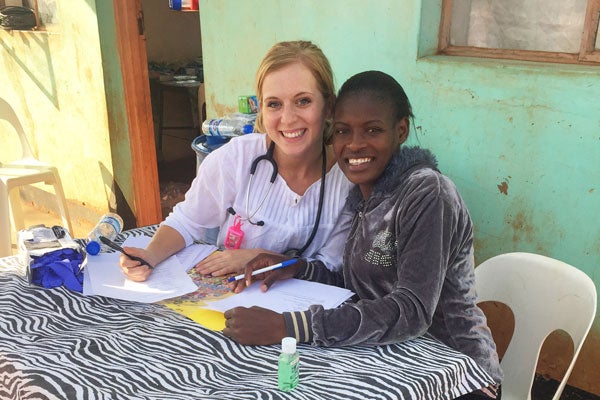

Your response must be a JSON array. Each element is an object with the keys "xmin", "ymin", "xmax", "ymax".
[{"xmin": 282, "ymin": 259, "xmax": 346, "ymax": 343}]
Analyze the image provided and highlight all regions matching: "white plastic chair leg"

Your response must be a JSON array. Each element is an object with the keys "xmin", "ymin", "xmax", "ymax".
[{"xmin": 9, "ymin": 186, "xmax": 25, "ymax": 232}]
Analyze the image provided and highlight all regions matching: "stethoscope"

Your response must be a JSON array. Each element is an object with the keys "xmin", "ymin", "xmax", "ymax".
[{"xmin": 227, "ymin": 141, "xmax": 326, "ymax": 257}]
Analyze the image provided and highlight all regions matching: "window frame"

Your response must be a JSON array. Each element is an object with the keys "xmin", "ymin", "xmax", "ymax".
[
  {"xmin": 438, "ymin": 0, "xmax": 600, "ymax": 65},
  {"xmin": 0, "ymin": 0, "xmax": 57, "ymax": 31}
]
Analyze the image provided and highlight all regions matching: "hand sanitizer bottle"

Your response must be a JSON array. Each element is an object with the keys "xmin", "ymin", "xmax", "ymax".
[{"xmin": 278, "ymin": 337, "xmax": 299, "ymax": 391}]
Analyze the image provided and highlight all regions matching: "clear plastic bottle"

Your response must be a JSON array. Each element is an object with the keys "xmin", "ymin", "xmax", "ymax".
[
  {"xmin": 201, "ymin": 113, "xmax": 256, "ymax": 137},
  {"xmin": 85, "ymin": 213, "xmax": 124, "ymax": 255},
  {"xmin": 278, "ymin": 337, "xmax": 299, "ymax": 392}
]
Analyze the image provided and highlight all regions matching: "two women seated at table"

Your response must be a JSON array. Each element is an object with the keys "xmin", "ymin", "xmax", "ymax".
[
  {"xmin": 119, "ymin": 40, "xmax": 502, "ymax": 397},
  {"xmin": 223, "ymin": 70, "xmax": 503, "ymax": 398}
]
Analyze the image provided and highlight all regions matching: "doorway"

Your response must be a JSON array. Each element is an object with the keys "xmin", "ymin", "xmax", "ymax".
[
  {"xmin": 141, "ymin": 0, "xmax": 203, "ymax": 219},
  {"xmin": 113, "ymin": 0, "xmax": 203, "ymax": 224}
]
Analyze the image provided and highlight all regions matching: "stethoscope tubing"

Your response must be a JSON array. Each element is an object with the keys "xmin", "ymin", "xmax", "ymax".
[
  {"xmin": 244, "ymin": 141, "xmax": 278, "ymax": 225},
  {"xmin": 295, "ymin": 144, "xmax": 326, "ymax": 256},
  {"xmin": 240, "ymin": 140, "xmax": 326, "ymax": 256}
]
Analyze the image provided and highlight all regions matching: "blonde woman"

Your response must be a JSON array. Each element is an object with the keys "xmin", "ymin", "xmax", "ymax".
[{"xmin": 120, "ymin": 41, "xmax": 352, "ymax": 282}]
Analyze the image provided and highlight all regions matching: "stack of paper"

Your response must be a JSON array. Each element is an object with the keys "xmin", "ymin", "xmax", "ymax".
[
  {"xmin": 84, "ymin": 235, "xmax": 354, "ymax": 323},
  {"xmin": 202, "ymin": 278, "xmax": 354, "ymax": 313},
  {"xmin": 83, "ymin": 236, "xmax": 217, "ymax": 303}
]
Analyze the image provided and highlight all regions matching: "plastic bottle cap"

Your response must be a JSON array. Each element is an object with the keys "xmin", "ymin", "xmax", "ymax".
[
  {"xmin": 243, "ymin": 124, "xmax": 254, "ymax": 134},
  {"xmin": 86, "ymin": 240, "xmax": 101, "ymax": 255},
  {"xmin": 281, "ymin": 337, "xmax": 297, "ymax": 354}
]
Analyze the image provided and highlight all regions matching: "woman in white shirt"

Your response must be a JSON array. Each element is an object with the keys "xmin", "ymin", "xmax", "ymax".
[{"xmin": 120, "ymin": 40, "xmax": 352, "ymax": 281}]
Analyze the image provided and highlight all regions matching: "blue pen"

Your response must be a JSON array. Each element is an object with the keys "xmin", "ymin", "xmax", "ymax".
[{"xmin": 227, "ymin": 259, "xmax": 298, "ymax": 283}]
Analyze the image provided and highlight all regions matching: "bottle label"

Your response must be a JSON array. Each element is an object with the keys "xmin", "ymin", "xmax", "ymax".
[
  {"xmin": 238, "ymin": 95, "xmax": 259, "ymax": 114},
  {"xmin": 208, "ymin": 119, "xmax": 223, "ymax": 137},
  {"xmin": 100, "ymin": 216, "xmax": 122, "ymax": 237},
  {"xmin": 278, "ymin": 353, "xmax": 299, "ymax": 391}
]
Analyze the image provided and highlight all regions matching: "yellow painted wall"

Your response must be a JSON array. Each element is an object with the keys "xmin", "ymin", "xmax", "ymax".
[{"xmin": 0, "ymin": 1, "xmax": 117, "ymax": 226}]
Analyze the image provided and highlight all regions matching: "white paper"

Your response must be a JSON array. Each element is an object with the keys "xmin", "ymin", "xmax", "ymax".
[
  {"xmin": 83, "ymin": 236, "xmax": 198, "ymax": 303},
  {"xmin": 175, "ymin": 243, "xmax": 218, "ymax": 271},
  {"xmin": 202, "ymin": 278, "xmax": 354, "ymax": 313}
]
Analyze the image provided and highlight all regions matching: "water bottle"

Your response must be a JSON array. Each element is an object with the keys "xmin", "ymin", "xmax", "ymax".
[
  {"xmin": 85, "ymin": 213, "xmax": 124, "ymax": 255},
  {"xmin": 201, "ymin": 113, "xmax": 256, "ymax": 137},
  {"xmin": 278, "ymin": 337, "xmax": 299, "ymax": 391}
]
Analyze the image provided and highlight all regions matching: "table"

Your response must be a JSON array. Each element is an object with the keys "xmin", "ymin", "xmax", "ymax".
[
  {"xmin": 0, "ymin": 227, "xmax": 495, "ymax": 400},
  {"xmin": 152, "ymin": 79, "xmax": 204, "ymax": 156}
]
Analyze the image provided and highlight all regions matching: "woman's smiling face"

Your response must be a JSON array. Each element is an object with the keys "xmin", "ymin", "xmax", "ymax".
[
  {"xmin": 260, "ymin": 61, "xmax": 331, "ymax": 159},
  {"xmin": 332, "ymin": 91, "xmax": 408, "ymax": 199}
]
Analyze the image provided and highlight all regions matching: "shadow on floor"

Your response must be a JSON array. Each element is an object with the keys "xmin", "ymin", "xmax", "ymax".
[
  {"xmin": 531, "ymin": 375, "xmax": 599, "ymax": 400},
  {"xmin": 158, "ymin": 154, "xmax": 196, "ymax": 219}
]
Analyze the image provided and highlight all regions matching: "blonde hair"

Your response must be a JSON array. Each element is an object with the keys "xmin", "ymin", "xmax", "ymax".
[{"xmin": 254, "ymin": 40, "xmax": 335, "ymax": 142}]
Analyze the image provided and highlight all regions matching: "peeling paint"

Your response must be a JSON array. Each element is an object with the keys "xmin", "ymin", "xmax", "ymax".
[
  {"xmin": 510, "ymin": 211, "xmax": 536, "ymax": 244},
  {"xmin": 497, "ymin": 181, "xmax": 508, "ymax": 195},
  {"xmin": 210, "ymin": 93, "xmax": 236, "ymax": 119}
]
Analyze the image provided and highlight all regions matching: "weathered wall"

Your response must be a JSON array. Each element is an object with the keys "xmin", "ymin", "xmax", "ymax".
[
  {"xmin": 0, "ymin": 1, "xmax": 121, "ymax": 227},
  {"xmin": 199, "ymin": 0, "xmax": 600, "ymax": 393}
]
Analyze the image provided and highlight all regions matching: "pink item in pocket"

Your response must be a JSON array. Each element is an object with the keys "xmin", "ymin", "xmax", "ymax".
[{"xmin": 224, "ymin": 215, "xmax": 244, "ymax": 250}]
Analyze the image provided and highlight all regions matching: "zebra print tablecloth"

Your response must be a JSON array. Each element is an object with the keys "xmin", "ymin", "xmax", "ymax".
[{"xmin": 0, "ymin": 227, "xmax": 495, "ymax": 400}]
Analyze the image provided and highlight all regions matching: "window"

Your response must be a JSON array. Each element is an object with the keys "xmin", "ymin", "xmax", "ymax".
[{"xmin": 439, "ymin": 0, "xmax": 600, "ymax": 64}]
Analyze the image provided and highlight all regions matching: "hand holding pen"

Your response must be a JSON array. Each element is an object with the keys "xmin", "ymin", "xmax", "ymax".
[
  {"xmin": 100, "ymin": 236, "xmax": 153, "ymax": 268},
  {"xmin": 103, "ymin": 236, "xmax": 156, "ymax": 282},
  {"xmin": 229, "ymin": 253, "xmax": 303, "ymax": 294}
]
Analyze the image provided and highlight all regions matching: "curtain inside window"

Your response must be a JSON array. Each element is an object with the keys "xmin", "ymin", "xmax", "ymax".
[{"xmin": 450, "ymin": 0, "xmax": 588, "ymax": 53}]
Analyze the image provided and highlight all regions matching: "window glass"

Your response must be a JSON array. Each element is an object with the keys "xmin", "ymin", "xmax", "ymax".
[
  {"xmin": 450, "ymin": 0, "xmax": 588, "ymax": 53},
  {"xmin": 35, "ymin": 0, "xmax": 58, "ymax": 26}
]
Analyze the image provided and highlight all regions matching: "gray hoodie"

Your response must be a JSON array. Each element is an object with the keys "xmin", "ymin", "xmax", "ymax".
[{"xmin": 283, "ymin": 146, "xmax": 503, "ymax": 384}]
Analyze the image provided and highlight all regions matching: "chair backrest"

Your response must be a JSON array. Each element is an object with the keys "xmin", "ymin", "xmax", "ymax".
[
  {"xmin": 475, "ymin": 252, "xmax": 597, "ymax": 400},
  {"xmin": 0, "ymin": 98, "xmax": 34, "ymax": 160}
]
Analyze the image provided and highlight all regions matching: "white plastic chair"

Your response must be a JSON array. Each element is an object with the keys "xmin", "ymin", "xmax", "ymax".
[
  {"xmin": 0, "ymin": 99, "xmax": 73, "ymax": 257},
  {"xmin": 475, "ymin": 252, "xmax": 597, "ymax": 400}
]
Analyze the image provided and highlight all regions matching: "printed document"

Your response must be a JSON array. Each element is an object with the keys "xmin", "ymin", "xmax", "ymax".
[
  {"xmin": 202, "ymin": 279, "xmax": 354, "ymax": 313},
  {"xmin": 83, "ymin": 236, "xmax": 217, "ymax": 303}
]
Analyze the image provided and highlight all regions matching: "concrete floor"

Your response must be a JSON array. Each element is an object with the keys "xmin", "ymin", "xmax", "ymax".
[
  {"xmin": 6, "ymin": 97, "xmax": 200, "ymax": 256},
  {"xmin": 9, "ymin": 148, "xmax": 197, "ymax": 256},
  {"xmin": 9, "ymin": 200, "xmax": 96, "ymax": 256}
]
